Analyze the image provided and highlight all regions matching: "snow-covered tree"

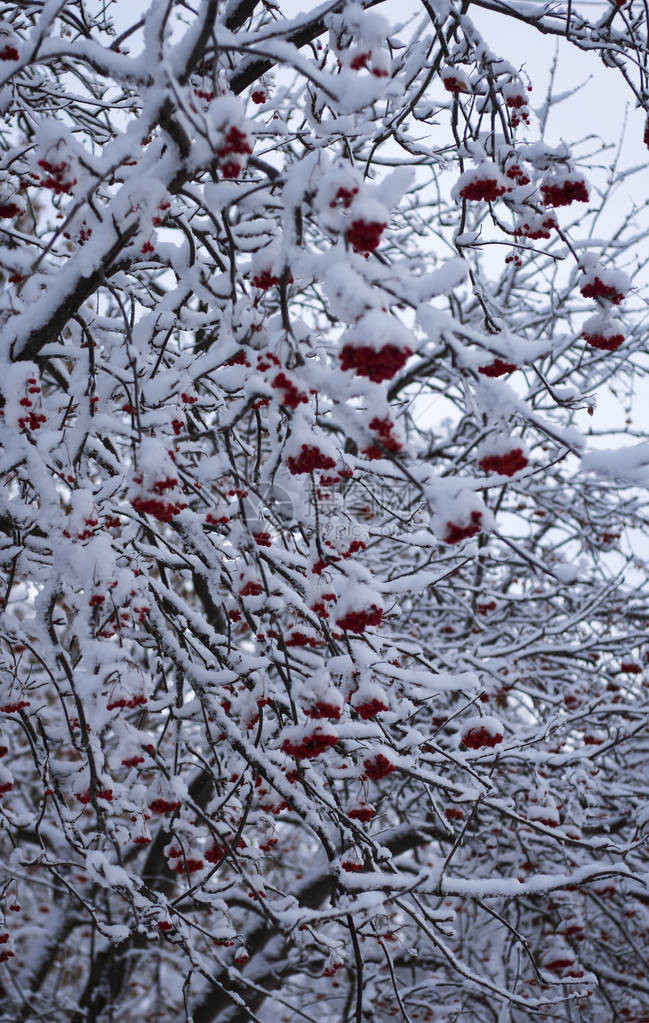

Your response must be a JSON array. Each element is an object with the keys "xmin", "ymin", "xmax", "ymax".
[{"xmin": 2, "ymin": 1, "xmax": 649, "ymax": 1020}]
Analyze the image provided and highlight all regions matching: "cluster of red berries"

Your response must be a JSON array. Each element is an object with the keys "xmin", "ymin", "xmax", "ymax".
[
  {"xmin": 0, "ymin": 202, "xmax": 21, "ymax": 218},
  {"xmin": 63, "ymin": 219, "xmax": 92, "ymax": 243},
  {"xmin": 620, "ymin": 661, "xmax": 642, "ymax": 673},
  {"xmin": 341, "ymin": 860, "xmax": 364, "ymax": 872},
  {"xmin": 329, "ymin": 186, "xmax": 358, "ymax": 208},
  {"xmin": 305, "ymin": 700, "xmax": 342, "ymax": 720},
  {"xmin": 149, "ymin": 476, "xmax": 176, "ymax": 495},
  {"xmin": 131, "ymin": 494, "xmax": 187, "ymax": 522},
  {"xmin": 0, "ymin": 45, "xmax": 18, "ymax": 60},
  {"xmin": 218, "ymin": 125, "xmax": 252, "ymax": 179},
  {"xmin": 0, "ymin": 931, "xmax": 14, "ymax": 962},
  {"xmin": 323, "ymin": 962, "xmax": 344, "ymax": 977},
  {"xmin": 350, "ymin": 51, "xmax": 370, "ymax": 70},
  {"xmin": 514, "ymin": 216, "xmax": 557, "ymax": 240},
  {"xmin": 310, "ymin": 593, "xmax": 336, "ymax": 618},
  {"xmin": 286, "ymin": 630, "xmax": 324, "ymax": 648},
  {"xmin": 348, "ymin": 51, "xmax": 388, "ymax": 76},
  {"xmin": 580, "ymin": 276, "xmax": 625, "ymax": 304},
  {"xmin": 152, "ymin": 200, "xmax": 171, "ymax": 226},
  {"xmin": 442, "ymin": 75, "xmax": 469, "ymax": 94},
  {"xmin": 194, "ymin": 88, "xmax": 215, "ymax": 103},
  {"xmin": 204, "ymin": 836, "xmax": 245, "ymax": 863},
  {"xmin": 354, "ymin": 697, "xmax": 389, "ymax": 719},
  {"xmin": 506, "ymin": 164, "xmax": 531, "ymax": 185},
  {"xmin": 204, "ymin": 843, "xmax": 226, "ymax": 864},
  {"xmin": 149, "ymin": 798, "xmax": 181, "ymax": 814},
  {"xmin": 339, "ymin": 343, "xmax": 412, "ymax": 382},
  {"xmin": 18, "ymin": 409, "xmax": 47, "ymax": 431},
  {"xmin": 444, "ymin": 510, "xmax": 482, "ymax": 545},
  {"xmin": 251, "ymin": 89, "xmax": 267, "ymax": 103},
  {"xmin": 541, "ymin": 178, "xmax": 589, "ymax": 207},
  {"xmin": 37, "ymin": 159, "xmax": 77, "ymax": 194},
  {"xmin": 363, "ymin": 753, "xmax": 396, "ymax": 780},
  {"xmin": 461, "ymin": 725, "xmax": 503, "ymax": 749},
  {"xmin": 506, "ymin": 95, "xmax": 530, "ymax": 127},
  {"xmin": 478, "ymin": 359, "xmax": 517, "ymax": 377},
  {"xmin": 478, "ymin": 448, "xmax": 528, "ymax": 477},
  {"xmin": 0, "ymin": 701, "xmax": 29, "ymax": 713},
  {"xmin": 251, "ymin": 269, "xmax": 293, "ymax": 289},
  {"xmin": 107, "ymin": 694, "xmax": 147, "ymax": 711},
  {"xmin": 582, "ymin": 331, "xmax": 624, "ymax": 351},
  {"xmin": 271, "ymin": 372, "xmax": 308, "ymax": 409},
  {"xmin": 287, "ymin": 444, "xmax": 336, "ymax": 474},
  {"xmin": 239, "ymin": 579, "xmax": 262, "ymax": 597},
  {"xmin": 225, "ymin": 351, "xmax": 248, "ymax": 367},
  {"xmin": 459, "ymin": 177, "xmax": 506, "ymax": 202},
  {"xmin": 477, "ymin": 600, "xmax": 497, "ymax": 615},
  {"xmin": 346, "ymin": 219, "xmax": 387, "ymax": 253},
  {"xmin": 121, "ymin": 755, "xmax": 145, "ymax": 768},
  {"xmin": 335, "ymin": 604, "xmax": 382, "ymax": 634},
  {"xmin": 348, "ymin": 803, "xmax": 375, "ymax": 822},
  {"xmin": 544, "ymin": 956, "xmax": 576, "ymax": 973},
  {"xmin": 444, "ymin": 807, "xmax": 465, "ymax": 820},
  {"xmin": 173, "ymin": 858, "xmax": 204, "ymax": 874},
  {"xmin": 76, "ymin": 788, "xmax": 113, "ymax": 805},
  {"xmin": 0, "ymin": 780, "xmax": 13, "ymax": 796},
  {"xmin": 363, "ymin": 417, "xmax": 402, "ymax": 460},
  {"xmin": 281, "ymin": 730, "xmax": 338, "ymax": 759}
]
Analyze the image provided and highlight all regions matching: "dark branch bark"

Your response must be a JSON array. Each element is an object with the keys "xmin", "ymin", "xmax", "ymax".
[{"xmin": 191, "ymin": 823, "xmax": 443, "ymax": 1023}]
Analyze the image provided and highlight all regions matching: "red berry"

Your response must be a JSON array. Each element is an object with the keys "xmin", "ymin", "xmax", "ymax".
[
  {"xmin": 346, "ymin": 219, "xmax": 387, "ymax": 254},
  {"xmin": 335, "ymin": 605, "xmax": 382, "ymax": 634},
  {"xmin": 339, "ymin": 343, "xmax": 412, "ymax": 383},
  {"xmin": 461, "ymin": 725, "xmax": 503, "ymax": 749},
  {"xmin": 478, "ymin": 448, "xmax": 528, "ymax": 477},
  {"xmin": 287, "ymin": 444, "xmax": 336, "ymax": 474},
  {"xmin": 363, "ymin": 753, "xmax": 396, "ymax": 780},
  {"xmin": 540, "ymin": 178, "xmax": 589, "ymax": 207},
  {"xmin": 444, "ymin": 511, "xmax": 482, "ymax": 545},
  {"xmin": 281, "ymin": 730, "xmax": 338, "ymax": 759},
  {"xmin": 582, "ymin": 331, "xmax": 624, "ymax": 351},
  {"xmin": 459, "ymin": 178, "xmax": 506, "ymax": 202}
]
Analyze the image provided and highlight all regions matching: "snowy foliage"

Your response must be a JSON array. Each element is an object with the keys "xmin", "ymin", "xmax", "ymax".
[{"xmin": 1, "ymin": 1, "xmax": 649, "ymax": 1022}]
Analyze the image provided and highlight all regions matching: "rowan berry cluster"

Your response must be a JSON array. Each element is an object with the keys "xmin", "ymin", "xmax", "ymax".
[
  {"xmin": 461, "ymin": 725, "xmax": 503, "ymax": 749},
  {"xmin": 540, "ymin": 178, "xmax": 589, "ymax": 207},
  {"xmin": 148, "ymin": 799, "xmax": 181, "ymax": 814},
  {"xmin": 478, "ymin": 448, "xmax": 528, "ymax": 476},
  {"xmin": 335, "ymin": 604, "xmax": 382, "ymax": 633},
  {"xmin": 346, "ymin": 219, "xmax": 387, "ymax": 253},
  {"xmin": 354, "ymin": 698, "xmax": 389, "ymax": 719},
  {"xmin": 580, "ymin": 276, "xmax": 625, "ymax": 304},
  {"xmin": 281, "ymin": 731, "xmax": 339, "ymax": 759},
  {"xmin": 218, "ymin": 125, "xmax": 252, "ymax": 179},
  {"xmin": 459, "ymin": 177, "xmax": 506, "ymax": 202},
  {"xmin": 478, "ymin": 359, "xmax": 517, "ymax": 377},
  {"xmin": 287, "ymin": 444, "xmax": 336, "ymax": 474},
  {"xmin": 582, "ymin": 330, "xmax": 624, "ymax": 351},
  {"xmin": 444, "ymin": 511, "xmax": 483, "ymax": 545},
  {"xmin": 37, "ymin": 158, "xmax": 77, "ymax": 194},
  {"xmin": 271, "ymin": 372, "xmax": 308, "ymax": 409},
  {"xmin": 363, "ymin": 753, "xmax": 396, "ymax": 780},
  {"xmin": 339, "ymin": 343, "xmax": 412, "ymax": 382}
]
